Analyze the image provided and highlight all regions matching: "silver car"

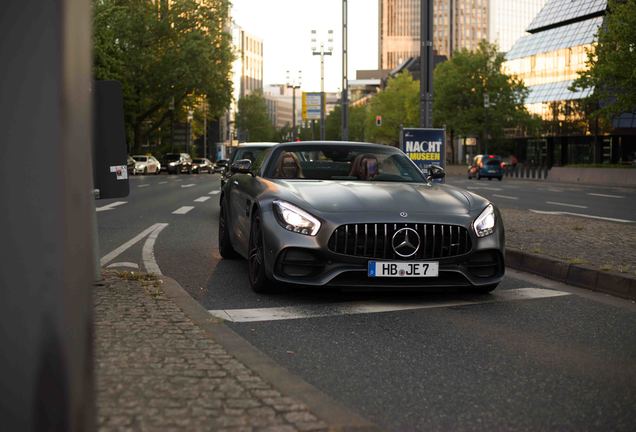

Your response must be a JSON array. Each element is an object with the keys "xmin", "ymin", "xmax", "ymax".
[{"xmin": 219, "ymin": 142, "xmax": 505, "ymax": 293}]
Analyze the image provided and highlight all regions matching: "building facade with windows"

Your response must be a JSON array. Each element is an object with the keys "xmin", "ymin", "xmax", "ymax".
[
  {"xmin": 503, "ymin": 0, "xmax": 634, "ymax": 166},
  {"xmin": 378, "ymin": 0, "xmax": 546, "ymax": 69}
]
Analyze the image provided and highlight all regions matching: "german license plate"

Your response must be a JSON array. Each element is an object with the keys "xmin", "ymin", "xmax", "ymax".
[{"xmin": 368, "ymin": 261, "xmax": 439, "ymax": 277}]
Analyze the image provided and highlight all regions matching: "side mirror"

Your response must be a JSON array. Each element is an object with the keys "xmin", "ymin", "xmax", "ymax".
[
  {"xmin": 230, "ymin": 159, "xmax": 253, "ymax": 174},
  {"xmin": 427, "ymin": 164, "xmax": 446, "ymax": 181}
]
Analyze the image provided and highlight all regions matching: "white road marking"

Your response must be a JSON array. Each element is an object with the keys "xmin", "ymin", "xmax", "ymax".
[
  {"xmin": 209, "ymin": 190, "xmax": 221, "ymax": 195},
  {"xmin": 138, "ymin": 184, "xmax": 150, "ymax": 188},
  {"xmin": 546, "ymin": 201, "xmax": 587, "ymax": 209},
  {"xmin": 175, "ymin": 179, "xmax": 183, "ymax": 182},
  {"xmin": 194, "ymin": 196, "xmax": 211, "ymax": 202},
  {"xmin": 181, "ymin": 184, "xmax": 195, "ymax": 188},
  {"xmin": 142, "ymin": 223, "xmax": 168, "ymax": 275},
  {"xmin": 100, "ymin": 223, "xmax": 164, "ymax": 266},
  {"xmin": 172, "ymin": 206, "xmax": 194, "ymax": 214},
  {"xmin": 159, "ymin": 181, "xmax": 168, "ymax": 185},
  {"xmin": 208, "ymin": 288, "xmax": 570, "ymax": 323},
  {"xmin": 96, "ymin": 201, "xmax": 127, "ymax": 212},
  {"xmin": 106, "ymin": 262, "xmax": 139, "ymax": 270},
  {"xmin": 529, "ymin": 209, "xmax": 635, "ymax": 223},
  {"xmin": 587, "ymin": 193, "xmax": 625, "ymax": 199},
  {"xmin": 547, "ymin": 188, "xmax": 563, "ymax": 193},
  {"xmin": 492, "ymin": 194, "xmax": 518, "ymax": 200}
]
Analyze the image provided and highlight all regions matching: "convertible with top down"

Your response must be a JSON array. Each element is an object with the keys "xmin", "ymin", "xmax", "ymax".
[{"xmin": 218, "ymin": 141, "xmax": 505, "ymax": 293}]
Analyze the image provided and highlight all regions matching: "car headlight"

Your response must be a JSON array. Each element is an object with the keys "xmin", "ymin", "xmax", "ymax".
[
  {"xmin": 273, "ymin": 200, "xmax": 321, "ymax": 236},
  {"xmin": 473, "ymin": 204, "xmax": 496, "ymax": 238},
  {"xmin": 169, "ymin": 162, "xmax": 177, "ymax": 166}
]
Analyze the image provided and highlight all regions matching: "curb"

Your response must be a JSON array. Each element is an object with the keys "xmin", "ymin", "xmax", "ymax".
[
  {"xmin": 506, "ymin": 248, "xmax": 636, "ymax": 301},
  {"xmin": 159, "ymin": 274, "xmax": 383, "ymax": 432}
]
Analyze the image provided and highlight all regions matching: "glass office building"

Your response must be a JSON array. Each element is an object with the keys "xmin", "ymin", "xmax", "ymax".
[{"xmin": 504, "ymin": 0, "xmax": 636, "ymax": 166}]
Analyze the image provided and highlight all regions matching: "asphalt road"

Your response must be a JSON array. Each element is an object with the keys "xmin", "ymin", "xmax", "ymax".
[
  {"xmin": 97, "ymin": 173, "xmax": 636, "ymax": 431},
  {"xmin": 446, "ymin": 175, "xmax": 636, "ymax": 222}
]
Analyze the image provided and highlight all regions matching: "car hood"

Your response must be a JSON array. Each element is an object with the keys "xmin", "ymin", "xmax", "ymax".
[{"xmin": 271, "ymin": 180, "xmax": 480, "ymax": 215}]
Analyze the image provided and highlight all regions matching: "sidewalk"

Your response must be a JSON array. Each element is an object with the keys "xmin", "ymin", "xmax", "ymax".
[{"xmin": 95, "ymin": 271, "xmax": 379, "ymax": 432}]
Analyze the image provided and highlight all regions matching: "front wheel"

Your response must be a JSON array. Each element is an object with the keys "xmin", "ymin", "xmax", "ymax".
[
  {"xmin": 218, "ymin": 204, "xmax": 238, "ymax": 259},
  {"xmin": 248, "ymin": 212, "xmax": 275, "ymax": 293},
  {"xmin": 473, "ymin": 283, "xmax": 498, "ymax": 294}
]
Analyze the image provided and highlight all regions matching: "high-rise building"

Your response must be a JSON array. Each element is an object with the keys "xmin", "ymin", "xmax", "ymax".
[
  {"xmin": 504, "ymin": 0, "xmax": 635, "ymax": 166},
  {"xmin": 378, "ymin": 0, "xmax": 546, "ymax": 69}
]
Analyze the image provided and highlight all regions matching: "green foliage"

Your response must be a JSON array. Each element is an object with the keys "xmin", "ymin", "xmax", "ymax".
[
  {"xmin": 93, "ymin": 0, "xmax": 234, "ymax": 152},
  {"xmin": 365, "ymin": 72, "xmax": 420, "ymax": 145},
  {"xmin": 571, "ymin": 0, "xmax": 636, "ymax": 118},
  {"xmin": 236, "ymin": 92, "xmax": 275, "ymax": 142},
  {"xmin": 325, "ymin": 104, "xmax": 368, "ymax": 142},
  {"xmin": 433, "ymin": 41, "xmax": 533, "ymax": 153}
]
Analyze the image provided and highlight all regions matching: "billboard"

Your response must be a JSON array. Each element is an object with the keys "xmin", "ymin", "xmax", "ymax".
[
  {"xmin": 302, "ymin": 92, "xmax": 321, "ymax": 121},
  {"xmin": 401, "ymin": 128, "xmax": 445, "ymax": 182}
]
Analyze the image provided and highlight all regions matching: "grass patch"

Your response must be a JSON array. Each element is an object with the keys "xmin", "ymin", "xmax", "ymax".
[
  {"xmin": 114, "ymin": 271, "xmax": 163, "ymax": 297},
  {"xmin": 566, "ymin": 258, "xmax": 586, "ymax": 265},
  {"xmin": 572, "ymin": 226, "xmax": 584, "ymax": 231}
]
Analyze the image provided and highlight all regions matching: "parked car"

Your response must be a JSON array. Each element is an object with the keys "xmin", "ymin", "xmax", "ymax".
[
  {"xmin": 219, "ymin": 141, "xmax": 505, "ymax": 294},
  {"xmin": 213, "ymin": 159, "xmax": 229, "ymax": 174},
  {"xmin": 132, "ymin": 154, "xmax": 161, "ymax": 175},
  {"xmin": 468, "ymin": 154, "xmax": 504, "ymax": 181},
  {"xmin": 221, "ymin": 142, "xmax": 278, "ymax": 187},
  {"xmin": 192, "ymin": 158, "xmax": 214, "ymax": 174},
  {"xmin": 163, "ymin": 153, "xmax": 192, "ymax": 174}
]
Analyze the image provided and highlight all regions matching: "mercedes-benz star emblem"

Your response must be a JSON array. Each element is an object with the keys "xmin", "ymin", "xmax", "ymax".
[
  {"xmin": 400, "ymin": 211, "xmax": 408, "ymax": 218},
  {"xmin": 392, "ymin": 228, "xmax": 420, "ymax": 258}
]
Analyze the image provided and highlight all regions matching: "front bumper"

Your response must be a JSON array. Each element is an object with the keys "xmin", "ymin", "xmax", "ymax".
[{"xmin": 259, "ymin": 206, "xmax": 505, "ymax": 289}]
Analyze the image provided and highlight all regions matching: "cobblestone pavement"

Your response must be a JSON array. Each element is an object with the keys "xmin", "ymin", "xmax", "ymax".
[
  {"xmin": 95, "ymin": 271, "xmax": 329, "ymax": 432},
  {"xmin": 501, "ymin": 208, "xmax": 636, "ymax": 277}
]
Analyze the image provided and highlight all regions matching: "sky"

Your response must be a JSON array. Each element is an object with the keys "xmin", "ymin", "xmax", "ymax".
[{"xmin": 231, "ymin": 0, "xmax": 379, "ymax": 93}]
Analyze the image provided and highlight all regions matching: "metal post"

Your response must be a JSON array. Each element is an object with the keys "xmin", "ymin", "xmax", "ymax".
[
  {"xmin": 292, "ymin": 86, "xmax": 297, "ymax": 141},
  {"xmin": 420, "ymin": 0, "xmax": 433, "ymax": 128},
  {"xmin": 342, "ymin": 0, "xmax": 349, "ymax": 141},
  {"xmin": 320, "ymin": 49, "xmax": 325, "ymax": 140},
  {"xmin": 203, "ymin": 101, "xmax": 207, "ymax": 158}
]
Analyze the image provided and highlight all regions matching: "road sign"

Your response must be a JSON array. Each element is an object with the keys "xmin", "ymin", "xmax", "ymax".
[{"xmin": 302, "ymin": 92, "xmax": 321, "ymax": 121}]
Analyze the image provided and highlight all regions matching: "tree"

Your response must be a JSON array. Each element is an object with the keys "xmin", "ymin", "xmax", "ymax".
[
  {"xmin": 235, "ymin": 92, "xmax": 275, "ymax": 142},
  {"xmin": 571, "ymin": 0, "xmax": 636, "ymax": 119},
  {"xmin": 325, "ymin": 104, "xmax": 368, "ymax": 142},
  {"xmin": 365, "ymin": 72, "xmax": 419, "ymax": 145},
  {"xmin": 93, "ymin": 0, "xmax": 234, "ymax": 152},
  {"xmin": 433, "ymin": 41, "xmax": 533, "ymax": 154}
]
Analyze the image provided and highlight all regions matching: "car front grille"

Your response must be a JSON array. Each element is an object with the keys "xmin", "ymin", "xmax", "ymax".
[{"xmin": 327, "ymin": 223, "xmax": 472, "ymax": 260}]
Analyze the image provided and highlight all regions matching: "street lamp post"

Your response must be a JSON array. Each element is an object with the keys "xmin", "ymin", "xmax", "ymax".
[
  {"xmin": 286, "ymin": 70, "xmax": 302, "ymax": 141},
  {"xmin": 311, "ymin": 29, "xmax": 333, "ymax": 141},
  {"xmin": 187, "ymin": 109, "xmax": 193, "ymax": 154},
  {"xmin": 342, "ymin": 0, "xmax": 349, "ymax": 141}
]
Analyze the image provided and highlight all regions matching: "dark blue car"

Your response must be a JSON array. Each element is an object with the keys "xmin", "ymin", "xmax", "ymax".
[{"xmin": 468, "ymin": 154, "xmax": 504, "ymax": 181}]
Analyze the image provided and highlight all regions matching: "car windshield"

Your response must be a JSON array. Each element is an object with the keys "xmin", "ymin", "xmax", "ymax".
[
  {"xmin": 232, "ymin": 147, "xmax": 268, "ymax": 163},
  {"xmin": 164, "ymin": 154, "xmax": 180, "ymax": 161},
  {"xmin": 193, "ymin": 159, "xmax": 205, "ymax": 163},
  {"xmin": 133, "ymin": 156, "xmax": 147, "ymax": 162},
  {"xmin": 486, "ymin": 159, "xmax": 501, "ymax": 166},
  {"xmin": 265, "ymin": 145, "xmax": 426, "ymax": 182}
]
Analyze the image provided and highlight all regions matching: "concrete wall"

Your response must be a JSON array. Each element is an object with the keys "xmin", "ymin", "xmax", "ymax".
[{"xmin": 548, "ymin": 167, "xmax": 636, "ymax": 187}]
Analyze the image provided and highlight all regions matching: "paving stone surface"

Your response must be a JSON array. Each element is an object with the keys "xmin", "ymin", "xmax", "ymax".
[
  {"xmin": 94, "ymin": 272, "xmax": 329, "ymax": 432},
  {"xmin": 501, "ymin": 208, "xmax": 636, "ymax": 277}
]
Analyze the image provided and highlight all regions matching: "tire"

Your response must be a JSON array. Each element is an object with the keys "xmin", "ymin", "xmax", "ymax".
[
  {"xmin": 248, "ymin": 211, "xmax": 275, "ymax": 293},
  {"xmin": 488, "ymin": 177, "xmax": 492, "ymax": 181},
  {"xmin": 477, "ymin": 174, "xmax": 481, "ymax": 180},
  {"xmin": 218, "ymin": 204, "xmax": 238, "ymax": 259},
  {"xmin": 143, "ymin": 167, "xmax": 147, "ymax": 175},
  {"xmin": 497, "ymin": 176, "xmax": 502, "ymax": 181},
  {"xmin": 473, "ymin": 283, "xmax": 498, "ymax": 294}
]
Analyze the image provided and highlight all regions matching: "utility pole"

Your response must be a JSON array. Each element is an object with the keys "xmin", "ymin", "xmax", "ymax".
[
  {"xmin": 202, "ymin": 99, "xmax": 207, "ymax": 159},
  {"xmin": 342, "ymin": 0, "xmax": 349, "ymax": 141},
  {"xmin": 286, "ymin": 70, "xmax": 302, "ymax": 141},
  {"xmin": 420, "ymin": 0, "xmax": 433, "ymax": 128},
  {"xmin": 311, "ymin": 29, "xmax": 333, "ymax": 141}
]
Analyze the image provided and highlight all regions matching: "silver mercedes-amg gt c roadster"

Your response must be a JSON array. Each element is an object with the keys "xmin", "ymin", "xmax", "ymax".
[{"xmin": 218, "ymin": 142, "xmax": 505, "ymax": 293}]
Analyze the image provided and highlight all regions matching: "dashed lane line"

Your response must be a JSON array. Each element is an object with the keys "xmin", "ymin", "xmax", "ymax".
[
  {"xmin": 209, "ymin": 190, "xmax": 221, "ymax": 195},
  {"xmin": 138, "ymin": 184, "xmax": 150, "ymax": 188},
  {"xmin": 172, "ymin": 206, "xmax": 194, "ymax": 215},
  {"xmin": 467, "ymin": 186, "xmax": 503, "ymax": 191},
  {"xmin": 546, "ymin": 201, "xmax": 587, "ymax": 209},
  {"xmin": 529, "ymin": 209, "xmax": 635, "ymax": 223},
  {"xmin": 587, "ymin": 193, "xmax": 625, "ymax": 199},
  {"xmin": 208, "ymin": 288, "xmax": 570, "ymax": 323},
  {"xmin": 96, "ymin": 201, "xmax": 127, "ymax": 212},
  {"xmin": 194, "ymin": 196, "xmax": 211, "ymax": 202},
  {"xmin": 159, "ymin": 181, "xmax": 168, "ymax": 184},
  {"xmin": 492, "ymin": 194, "xmax": 518, "ymax": 200},
  {"xmin": 181, "ymin": 184, "xmax": 195, "ymax": 188}
]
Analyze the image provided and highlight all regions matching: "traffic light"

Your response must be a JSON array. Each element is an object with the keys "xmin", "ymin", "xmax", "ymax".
[{"xmin": 375, "ymin": 115, "xmax": 382, "ymax": 127}]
